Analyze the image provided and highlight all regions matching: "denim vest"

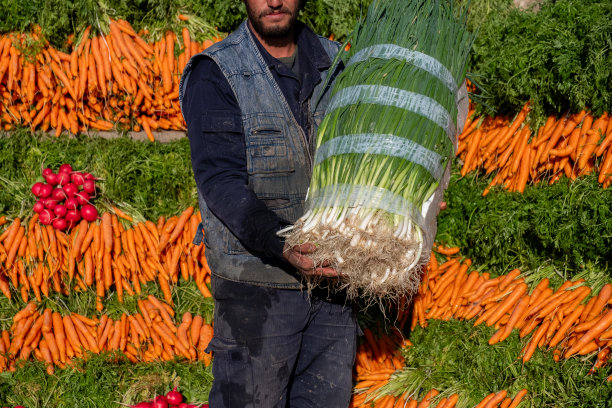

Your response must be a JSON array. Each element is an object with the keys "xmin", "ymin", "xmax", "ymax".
[{"xmin": 179, "ymin": 21, "xmax": 340, "ymax": 288}]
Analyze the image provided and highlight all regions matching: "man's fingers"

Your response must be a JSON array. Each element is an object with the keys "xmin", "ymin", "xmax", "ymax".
[{"xmin": 292, "ymin": 242, "xmax": 317, "ymax": 254}]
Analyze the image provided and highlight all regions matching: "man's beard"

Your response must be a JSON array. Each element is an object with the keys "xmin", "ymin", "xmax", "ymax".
[{"xmin": 246, "ymin": 5, "xmax": 299, "ymax": 39}]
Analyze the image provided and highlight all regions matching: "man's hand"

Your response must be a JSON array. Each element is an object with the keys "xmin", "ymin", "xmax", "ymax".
[{"xmin": 283, "ymin": 242, "xmax": 342, "ymax": 278}]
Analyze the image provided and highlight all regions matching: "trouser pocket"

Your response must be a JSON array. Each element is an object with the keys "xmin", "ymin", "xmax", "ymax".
[{"xmin": 207, "ymin": 336, "xmax": 254, "ymax": 408}]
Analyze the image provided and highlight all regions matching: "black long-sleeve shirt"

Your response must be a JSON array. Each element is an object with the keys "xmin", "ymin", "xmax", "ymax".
[{"xmin": 182, "ymin": 22, "xmax": 334, "ymax": 262}]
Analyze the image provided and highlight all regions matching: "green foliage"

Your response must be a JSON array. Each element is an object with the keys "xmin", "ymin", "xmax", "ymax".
[
  {"xmin": 380, "ymin": 320, "xmax": 612, "ymax": 407},
  {"xmin": 0, "ymin": 355, "xmax": 212, "ymax": 407},
  {"xmin": 437, "ymin": 163, "xmax": 612, "ymax": 276},
  {"xmin": 468, "ymin": 0, "xmax": 612, "ymax": 122},
  {"xmin": 0, "ymin": 129, "xmax": 198, "ymax": 222}
]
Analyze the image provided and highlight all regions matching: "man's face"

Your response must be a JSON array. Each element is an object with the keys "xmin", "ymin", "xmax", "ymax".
[{"xmin": 244, "ymin": 0, "xmax": 302, "ymax": 39}]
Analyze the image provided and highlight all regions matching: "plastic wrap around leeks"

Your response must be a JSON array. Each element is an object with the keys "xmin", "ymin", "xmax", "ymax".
[{"xmin": 282, "ymin": 0, "xmax": 473, "ymax": 299}]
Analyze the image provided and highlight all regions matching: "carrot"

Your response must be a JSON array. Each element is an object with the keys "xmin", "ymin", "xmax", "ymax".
[
  {"xmin": 507, "ymin": 389, "xmax": 528, "ymax": 408},
  {"xmin": 112, "ymin": 206, "xmax": 133, "ymax": 222},
  {"xmin": 101, "ymin": 212, "xmax": 113, "ymax": 253},
  {"xmin": 482, "ymin": 390, "xmax": 507, "ymax": 408},
  {"xmin": 586, "ymin": 283, "xmax": 612, "ymax": 321},
  {"xmin": 565, "ymin": 310, "xmax": 612, "ymax": 358}
]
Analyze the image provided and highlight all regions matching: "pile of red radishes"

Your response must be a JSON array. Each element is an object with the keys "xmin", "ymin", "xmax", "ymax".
[
  {"xmin": 31, "ymin": 163, "xmax": 99, "ymax": 230},
  {"xmin": 130, "ymin": 387, "xmax": 207, "ymax": 408}
]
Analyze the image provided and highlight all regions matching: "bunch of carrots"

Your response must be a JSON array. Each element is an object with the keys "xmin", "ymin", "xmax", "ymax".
[
  {"xmin": 409, "ymin": 245, "xmax": 612, "ymax": 377},
  {"xmin": 0, "ymin": 206, "xmax": 212, "ymax": 310},
  {"xmin": 0, "ymin": 295, "xmax": 213, "ymax": 374},
  {"xmin": 0, "ymin": 18, "xmax": 223, "ymax": 140},
  {"xmin": 457, "ymin": 103, "xmax": 612, "ymax": 192},
  {"xmin": 349, "ymin": 325, "xmax": 528, "ymax": 407}
]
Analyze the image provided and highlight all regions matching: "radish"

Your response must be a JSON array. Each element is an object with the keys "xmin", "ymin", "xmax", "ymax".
[
  {"xmin": 59, "ymin": 163, "xmax": 73, "ymax": 173},
  {"xmin": 39, "ymin": 183, "xmax": 53, "ymax": 198},
  {"xmin": 42, "ymin": 167, "xmax": 53, "ymax": 176},
  {"xmin": 33, "ymin": 200, "xmax": 45, "ymax": 213},
  {"xmin": 53, "ymin": 217, "xmax": 68, "ymax": 230},
  {"xmin": 45, "ymin": 172, "xmax": 58, "ymax": 185},
  {"xmin": 63, "ymin": 183, "xmax": 78, "ymax": 197},
  {"xmin": 153, "ymin": 396, "xmax": 169, "ymax": 408},
  {"xmin": 64, "ymin": 197, "xmax": 79, "ymax": 211},
  {"xmin": 65, "ymin": 209, "xmax": 81, "ymax": 224},
  {"xmin": 52, "ymin": 187, "xmax": 67, "ymax": 201},
  {"xmin": 57, "ymin": 171, "xmax": 70, "ymax": 186},
  {"xmin": 31, "ymin": 182, "xmax": 44, "ymax": 197},
  {"xmin": 39, "ymin": 209, "xmax": 53, "ymax": 225},
  {"xmin": 81, "ymin": 204, "xmax": 98, "ymax": 222},
  {"xmin": 130, "ymin": 403, "xmax": 153, "ymax": 408},
  {"xmin": 82, "ymin": 179, "xmax": 96, "ymax": 195},
  {"xmin": 43, "ymin": 198, "xmax": 58, "ymax": 210},
  {"xmin": 54, "ymin": 204, "xmax": 68, "ymax": 218},
  {"xmin": 83, "ymin": 172, "xmax": 95, "ymax": 180},
  {"xmin": 71, "ymin": 172, "xmax": 85, "ymax": 186},
  {"xmin": 165, "ymin": 388, "xmax": 183, "ymax": 405},
  {"xmin": 75, "ymin": 191, "xmax": 90, "ymax": 206}
]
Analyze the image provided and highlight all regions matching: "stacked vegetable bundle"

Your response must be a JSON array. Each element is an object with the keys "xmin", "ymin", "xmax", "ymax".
[
  {"xmin": 0, "ymin": 207, "xmax": 212, "ymax": 309},
  {"xmin": 0, "ymin": 19, "xmax": 222, "ymax": 140},
  {"xmin": 0, "ymin": 295, "xmax": 214, "ymax": 375},
  {"xmin": 458, "ymin": 104, "xmax": 612, "ymax": 193},
  {"xmin": 284, "ymin": 0, "xmax": 473, "ymax": 298}
]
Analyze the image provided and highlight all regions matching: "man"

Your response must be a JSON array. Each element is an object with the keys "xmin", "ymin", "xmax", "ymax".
[{"xmin": 179, "ymin": 1, "xmax": 358, "ymax": 407}]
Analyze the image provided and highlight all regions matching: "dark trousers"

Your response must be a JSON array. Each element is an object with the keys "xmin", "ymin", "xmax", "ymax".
[{"xmin": 207, "ymin": 275, "xmax": 358, "ymax": 408}]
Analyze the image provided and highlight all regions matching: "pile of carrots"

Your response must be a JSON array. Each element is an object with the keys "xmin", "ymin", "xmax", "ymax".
[
  {"xmin": 409, "ymin": 245, "xmax": 611, "ymax": 377},
  {"xmin": 349, "ymin": 325, "xmax": 528, "ymax": 407},
  {"xmin": 0, "ymin": 19, "xmax": 223, "ymax": 140},
  {"xmin": 457, "ymin": 104, "xmax": 612, "ymax": 192},
  {"xmin": 0, "ymin": 206, "xmax": 212, "ymax": 310},
  {"xmin": 0, "ymin": 294, "xmax": 213, "ymax": 374}
]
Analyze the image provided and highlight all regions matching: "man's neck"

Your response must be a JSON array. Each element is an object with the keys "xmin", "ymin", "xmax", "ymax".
[{"xmin": 247, "ymin": 20, "xmax": 297, "ymax": 59}]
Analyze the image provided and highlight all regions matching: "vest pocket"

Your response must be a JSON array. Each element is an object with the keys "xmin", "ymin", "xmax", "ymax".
[{"xmin": 246, "ymin": 129, "xmax": 295, "ymax": 174}]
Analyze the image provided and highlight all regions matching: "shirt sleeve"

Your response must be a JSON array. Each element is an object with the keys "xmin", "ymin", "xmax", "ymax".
[{"xmin": 183, "ymin": 57, "xmax": 287, "ymax": 262}]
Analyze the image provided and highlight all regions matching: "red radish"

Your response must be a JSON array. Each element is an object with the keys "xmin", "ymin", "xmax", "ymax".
[
  {"xmin": 57, "ymin": 172, "xmax": 70, "ymax": 186},
  {"xmin": 75, "ymin": 191, "xmax": 90, "ymax": 205},
  {"xmin": 64, "ymin": 183, "xmax": 78, "ymax": 197},
  {"xmin": 82, "ymin": 179, "xmax": 96, "ymax": 195},
  {"xmin": 165, "ymin": 388, "xmax": 183, "ymax": 405},
  {"xmin": 130, "ymin": 403, "xmax": 153, "ymax": 408},
  {"xmin": 65, "ymin": 209, "xmax": 81, "ymax": 223},
  {"xmin": 42, "ymin": 167, "xmax": 53, "ymax": 176},
  {"xmin": 45, "ymin": 172, "xmax": 58, "ymax": 185},
  {"xmin": 52, "ymin": 187, "xmax": 67, "ymax": 201},
  {"xmin": 33, "ymin": 201, "xmax": 45, "ymax": 213},
  {"xmin": 153, "ymin": 396, "xmax": 169, "ymax": 408},
  {"xmin": 81, "ymin": 204, "xmax": 98, "ymax": 222},
  {"xmin": 31, "ymin": 182, "xmax": 44, "ymax": 197},
  {"xmin": 39, "ymin": 183, "xmax": 53, "ymax": 198},
  {"xmin": 43, "ymin": 198, "xmax": 58, "ymax": 210},
  {"xmin": 52, "ymin": 217, "xmax": 68, "ymax": 230},
  {"xmin": 54, "ymin": 204, "xmax": 68, "ymax": 218},
  {"xmin": 178, "ymin": 404, "xmax": 199, "ymax": 408},
  {"xmin": 64, "ymin": 197, "xmax": 79, "ymax": 210},
  {"xmin": 59, "ymin": 163, "xmax": 73, "ymax": 173},
  {"xmin": 71, "ymin": 172, "xmax": 85, "ymax": 186},
  {"xmin": 83, "ymin": 172, "xmax": 95, "ymax": 180},
  {"xmin": 39, "ymin": 209, "xmax": 53, "ymax": 225}
]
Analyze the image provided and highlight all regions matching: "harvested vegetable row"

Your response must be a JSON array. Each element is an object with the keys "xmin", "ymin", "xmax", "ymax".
[
  {"xmin": 457, "ymin": 103, "xmax": 612, "ymax": 192},
  {"xmin": 0, "ymin": 207, "xmax": 213, "ymax": 308},
  {"xmin": 407, "ymin": 246, "xmax": 612, "ymax": 371},
  {"xmin": 0, "ymin": 295, "xmax": 213, "ymax": 374},
  {"xmin": 0, "ymin": 19, "xmax": 224, "ymax": 138}
]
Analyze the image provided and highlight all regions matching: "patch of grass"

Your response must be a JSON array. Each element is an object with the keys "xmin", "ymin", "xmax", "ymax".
[
  {"xmin": 437, "ymin": 162, "xmax": 612, "ymax": 276},
  {"xmin": 0, "ymin": 354, "xmax": 212, "ymax": 407},
  {"xmin": 379, "ymin": 320, "xmax": 611, "ymax": 407}
]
